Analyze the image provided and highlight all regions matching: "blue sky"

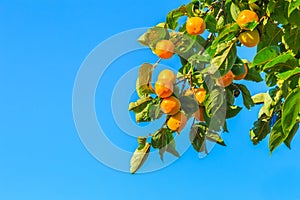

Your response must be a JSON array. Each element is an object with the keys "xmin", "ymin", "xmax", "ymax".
[{"xmin": 1, "ymin": 0, "xmax": 300, "ymax": 200}]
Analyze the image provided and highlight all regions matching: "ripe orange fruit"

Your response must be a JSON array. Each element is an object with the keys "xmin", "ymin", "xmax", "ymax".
[
  {"xmin": 167, "ymin": 112, "xmax": 188, "ymax": 133},
  {"xmin": 155, "ymin": 79, "xmax": 173, "ymax": 98},
  {"xmin": 155, "ymin": 40, "xmax": 175, "ymax": 59},
  {"xmin": 186, "ymin": 17, "xmax": 206, "ymax": 35},
  {"xmin": 234, "ymin": 63, "xmax": 249, "ymax": 80},
  {"xmin": 194, "ymin": 88, "xmax": 207, "ymax": 105},
  {"xmin": 237, "ymin": 10, "xmax": 259, "ymax": 30},
  {"xmin": 160, "ymin": 96, "xmax": 181, "ymax": 115},
  {"xmin": 238, "ymin": 29, "xmax": 260, "ymax": 47},
  {"xmin": 216, "ymin": 71, "xmax": 234, "ymax": 87},
  {"xmin": 193, "ymin": 106, "xmax": 205, "ymax": 122},
  {"xmin": 158, "ymin": 69, "xmax": 176, "ymax": 84}
]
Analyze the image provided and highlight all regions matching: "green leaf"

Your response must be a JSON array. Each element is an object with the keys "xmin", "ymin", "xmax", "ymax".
[
  {"xmin": 288, "ymin": 0, "xmax": 300, "ymax": 17},
  {"xmin": 156, "ymin": 131, "xmax": 179, "ymax": 161},
  {"xmin": 128, "ymin": 97, "xmax": 153, "ymax": 112},
  {"xmin": 243, "ymin": 21, "xmax": 259, "ymax": 31},
  {"xmin": 244, "ymin": 66, "xmax": 263, "ymax": 82},
  {"xmin": 230, "ymin": 2, "xmax": 240, "ymax": 21},
  {"xmin": 276, "ymin": 67, "xmax": 300, "ymax": 80},
  {"xmin": 231, "ymin": 58, "xmax": 245, "ymax": 76},
  {"xmin": 226, "ymin": 105, "xmax": 242, "ymax": 118},
  {"xmin": 265, "ymin": 72, "xmax": 278, "ymax": 87},
  {"xmin": 284, "ymin": 123, "xmax": 299, "ymax": 149},
  {"xmin": 130, "ymin": 143, "xmax": 151, "ymax": 174},
  {"xmin": 205, "ymin": 14, "xmax": 217, "ymax": 33},
  {"xmin": 212, "ymin": 23, "xmax": 240, "ymax": 46},
  {"xmin": 166, "ymin": 5, "xmax": 188, "ymax": 30},
  {"xmin": 289, "ymin": 10, "xmax": 300, "ymax": 28},
  {"xmin": 263, "ymin": 52, "xmax": 298, "ymax": 70},
  {"xmin": 235, "ymin": 84, "xmax": 254, "ymax": 109},
  {"xmin": 282, "ymin": 88, "xmax": 300, "ymax": 136},
  {"xmin": 269, "ymin": 119, "xmax": 286, "ymax": 153},
  {"xmin": 216, "ymin": 15, "xmax": 225, "ymax": 30},
  {"xmin": 250, "ymin": 119, "xmax": 271, "ymax": 145},
  {"xmin": 252, "ymin": 46, "xmax": 280, "ymax": 66},
  {"xmin": 135, "ymin": 102, "xmax": 152, "ymax": 123},
  {"xmin": 205, "ymin": 42, "xmax": 237, "ymax": 76},
  {"xmin": 136, "ymin": 63, "xmax": 155, "ymax": 98},
  {"xmin": 282, "ymin": 26, "xmax": 300, "ymax": 54},
  {"xmin": 137, "ymin": 136, "xmax": 147, "ymax": 149},
  {"xmin": 225, "ymin": 87, "xmax": 235, "ymax": 105},
  {"xmin": 190, "ymin": 124, "xmax": 206, "ymax": 153},
  {"xmin": 257, "ymin": 21, "xmax": 283, "ymax": 51},
  {"xmin": 206, "ymin": 132, "xmax": 226, "ymax": 146},
  {"xmin": 270, "ymin": 0, "xmax": 289, "ymax": 25},
  {"xmin": 266, "ymin": 0, "xmax": 276, "ymax": 16},
  {"xmin": 151, "ymin": 128, "xmax": 173, "ymax": 149}
]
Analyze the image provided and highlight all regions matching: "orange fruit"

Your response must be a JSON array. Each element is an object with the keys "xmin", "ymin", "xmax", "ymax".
[
  {"xmin": 155, "ymin": 40, "xmax": 175, "ymax": 59},
  {"xmin": 167, "ymin": 112, "xmax": 188, "ymax": 133},
  {"xmin": 234, "ymin": 63, "xmax": 249, "ymax": 80},
  {"xmin": 237, "ymin": 10, "xmax": 259, "ymax": 30},
  {"xmin": 216, "ymin": 71, "xmax": 234, "ymax": 87},
  {"xmin": 160, "ymin": 96, "xmax": 181, "ymax": 115},
  {"xmin": 193, "ymin": 106, "xmax": 205, "ymax": 122},
  {"xmin": 155, "ymin": 79, "xmax": 173, "ymax": 98},
  {"xmin": 238, "ymin": 29, "xmax": 260, "ymax": 47},
  {"xmin": 158, "ymin": 69, "xmax": 176, "ymax": 84},
  {"xmin": 194, "ymin": 88, "xmax": 207, "ymax": 105},
  {"xmin": 186, "ymin": 17, "xmax": 206, "ymax": 35}
]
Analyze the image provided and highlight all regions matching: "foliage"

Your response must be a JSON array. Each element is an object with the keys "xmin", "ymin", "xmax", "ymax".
[{"xmin": 128, "ymin": 0, "xmax": 300, "ymax": 173}]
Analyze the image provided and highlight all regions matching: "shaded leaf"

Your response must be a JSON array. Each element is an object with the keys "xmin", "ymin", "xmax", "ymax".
[
  {"xmin": 226, "ymin": 105, "xmax": 242, "ymax": 118},
  {"xmin": 235, "ymin": 84, "xmax": 254, "ymax": 109},
  {"xmin": 282, "ymin": 88, "xmax": 300, "ymax": 136},
  {"xmin": 250, "ymin": 119, "xmax": 271, "ymax": 145},
  {"xmin": 282, "ymin": 26, "xmax": 300, "ymax": 54},
  {"xmin": 284, "ymin": 123, "xmax": 299, "ymax": 149},
  {"xmin": 269, "ymin": 119, "xmax": 286, "ymax": 153},
  {"xmin": 244, "ymin": 66, "xmax": 263, "ymax": 82},
  {"xmin": 190, "ymin": 124, "xmax": 206, "ymax": 152}
]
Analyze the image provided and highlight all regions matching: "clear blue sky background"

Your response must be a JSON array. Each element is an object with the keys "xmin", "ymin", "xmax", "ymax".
[{"xmin": 1, "ymin": 0, "xmax": 300, "ymax": 200}]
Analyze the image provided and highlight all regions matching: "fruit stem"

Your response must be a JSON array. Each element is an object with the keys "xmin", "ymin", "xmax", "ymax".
[
  {"xmin": 179, "ymin": 79, "xmax": 187, "ymax": 96},
  {"xmin": 153, "ymin": 58, "xmax": 162, "ymax": 68}
]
